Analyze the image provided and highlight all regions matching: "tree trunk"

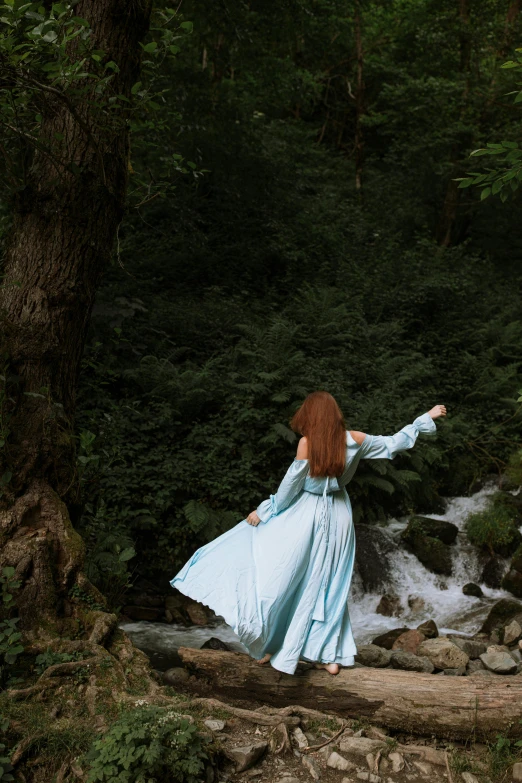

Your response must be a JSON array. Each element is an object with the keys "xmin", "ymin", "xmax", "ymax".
[
  {"xmin": 179, "ymin": 647, "xmax": 522, "ymax": 741},
  {"xmin": 0, "ymin": 0, "xmax": 152, "ymax": 635},
  {"xmin": 437, "ymin": 0, "xmax": 471, "ymax": 247},
  {"xmin": 354, "ymin": 0, "xmax": 365, "ymax": 192}
]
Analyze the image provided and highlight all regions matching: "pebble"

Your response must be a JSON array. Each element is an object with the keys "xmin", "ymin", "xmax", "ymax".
[
  {"xmin": 327, "ymin": 751, "xmax": 355, "ymax": 771},
  {"xmin": 227, "ymin": 742, "xmax": 268, "ymax": 772},
  {"xmin": 461, "ymin": 773, "xmax": 480, "ymax": 783},
  {"xmin": 356, "ymin": 773, "xmax": 381, "ymax": 783},
  {"xmin": 388, "ymin": 752, "xmax": 405, "ymax": 772},
  {"xmin": 412, "ymin": 760, "xmax": 432, "ymax": 775},
  {"xmin": 302, "ymin": 755, "xmax": 320, "ymax": 780},
  {"xmin": 204, "ymin": 719, "xmax": 226, "ymax": 732},
  {"xmin": 293, "ymin": 727, "xmax": 309, "ymax": 749},
  {"xmin": 339, "ymin": 737, "xmax": 387, "ymax": 756},
  {"xmin": 513, "ymin": 761, "xmax": 522, "ymax": 782}
]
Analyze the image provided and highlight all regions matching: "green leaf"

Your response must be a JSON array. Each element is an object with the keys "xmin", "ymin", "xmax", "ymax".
[
  {"xmin": 131, "ymin": 81, "xmax": 142, "ymax": 94},
  {"xmin": 457, "ymin": 178, "xmax": 474, "ymax": 189},
  {"xmin": 181, "ymin": 21, "xmax": 193, "ymax": 32},
  {"xmin": 501, "ymin": 60, "xmax": 520, "ymax": 69},
  {"xmin": 480, "ymin": 187, "xmax": 491, "ymax": 200},
  {"xmin": 169, "ymin": 45, "xmax": 180, "ymax": 55},
  {"xmin": 143, "ymin": 41, "xmax": 157, "ymax": 53}
]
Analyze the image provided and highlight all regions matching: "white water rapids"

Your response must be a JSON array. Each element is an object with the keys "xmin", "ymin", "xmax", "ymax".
[{"xmin": 121, "ymin": 481, "xmax": 519, "ymax": 669}]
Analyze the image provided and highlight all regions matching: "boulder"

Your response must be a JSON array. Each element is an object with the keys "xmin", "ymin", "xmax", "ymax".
[
  {"xmin": 162, "ymin": 667, "xmax": 190, "ymax": 686},
  {"xmin": 504, "ymin": 619, "xmax": 522, "ymax": 645},
  {"xmin": 502, "ymin": 569, "xmax": 522, "ymax": 599},
  {"xmin": 339, "ymin": 736, "xmax": 387, "ymax": 756},
  {"xmin": 186, "ymin": 601, "xmax": 208, "ymax": 625},
  {"xmin": 354, "ymin": 524, "xmax": 398, "ymax": 592},
  {"xmin": 205, "ymin": 719, "xmax": 226, "ymax": 732},
  {"xmin": 512, "ymin": 546, "xmax": 522, "ymax": 573},
  {"xmin": 405, "ymin": 516, "xmax": 459, "ymax": 545},
  {"xmin": 355, "ymin": 644, "xmax": 392, "ymax": 668},
  {"xmin": 165, "ymin": 593, "xmax": 185, "ymax": 611},
  {"xmin": 442, "ymin": 666, "xmax": 466, "ymax": 676},
  {"xmin": 417, "ymin": 637, "xmax": 469, "ymax": 669},
  {"xmin": 407, "ymin": 595, "xmax": 425, "ymax": 614},
  {"xmin": 480, "ymin": 599, "xmax": 522, "ymax": 635},
  {"xmin": 462, "ymin": 583, "xmax": 483, "ymax": 598},
  {"xmin": 450, "ymin": 637, "xmax": 487, "ymax": 660},
  {"xmin": 227, "ymin": 742, "xmax": 267, "ymax": 772},
  {"xmin": 467, "ymin": 659, "xmax": 485, "ymax": 674},
  {"xmin": 371, "ymin": 627, "xmax": 409, "ymax": 649},
  {"xmin": 293, "ymin": 727, "xmax": 308, "ymax": 749},
  {"xmin": 480, "ymin": 651, "xmax": 518, "ymax": 675},
  {"xmin": 389, "ymin": 650, "xmax": 434, "ymax": 673},
  {"xmin": 392, "ymin": 630, "xmax": 425, "ymax": 655},
  {"xmin": 201, "ymin": 637, "xmax": 231, "ymax": 651},
  {"xmin": 122, "ymin": 605, "xmax": 163, "ymax": 621},
  {"xmin": 375, "ymin": 593, "xmax": 403, "ymax": 617},
  {"xmin": 417, "ymin": 619, "xmax": 438, "ymax": 639},
  {"xmin": 480, "ymin": 555, "xmax": 507, "ymax": 589},
  {"xmin": 401, "ymin": 524, "xmax": 452, "ymax": 576}
]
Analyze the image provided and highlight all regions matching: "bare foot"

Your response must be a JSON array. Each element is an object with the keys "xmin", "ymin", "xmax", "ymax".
[
  {"xmin": 314, "ymin": 662, "xmax": 340, "ymax": 675},
  {"xmin": 257, "ymin": 654, "xmax": 272, "ymax": 666}
]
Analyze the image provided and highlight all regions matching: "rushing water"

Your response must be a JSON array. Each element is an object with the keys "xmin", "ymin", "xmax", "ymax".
[{"xmin": 121, "ymin": 482, "xmax": 519, "ymax": 669}]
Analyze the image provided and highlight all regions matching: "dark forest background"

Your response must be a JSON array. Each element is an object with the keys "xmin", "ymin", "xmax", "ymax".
[{"xmin": 9, "ymin": 0, "xmax": 522, "ymax": 589}]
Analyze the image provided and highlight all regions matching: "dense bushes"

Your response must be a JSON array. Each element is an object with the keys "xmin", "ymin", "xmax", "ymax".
[{"xmin": 466, "ymin": 494, "xmax": 522, "ymax": 557}]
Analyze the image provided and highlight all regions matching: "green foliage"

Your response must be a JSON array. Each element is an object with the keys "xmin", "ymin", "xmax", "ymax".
[
  {"xmin": 466, "ymin": 494, "xmax": 522, "ymax": 556},
  {"xmin": 0, "ymin": 567, "xmax": 23, "ymax": 688},
  {"xmin": 506, "ymin": 448, "xmax": 522, "ymax": 488},
  {"xmin": 34, "ymin": 647, "xmax": 86, "ymax": 677},
  {"xmin": 68, "ymin": 584, "xmax": 105, "ymax": 613},
  {"xmin": 83, "ymin": 706, "xmax": 210, "ymax": 783},
  {"xmin": 488, "ymin": 726, "xmax": 522, "ymax": 779}
]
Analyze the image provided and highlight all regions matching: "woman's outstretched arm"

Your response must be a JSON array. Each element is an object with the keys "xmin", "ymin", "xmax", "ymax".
[{"xmin": 358, "ymin": 405, "xmax": 446, "ymax": 460}]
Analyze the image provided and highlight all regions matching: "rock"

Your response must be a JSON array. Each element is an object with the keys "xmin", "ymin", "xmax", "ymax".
[
  {"xmin": 450, "ymin": 637, "xmax": 487, "ymax": 659},
  {"xmin": 356, "ymin": 773, "xmax": 381, "ymax": 783},
  {"xmin": 412, "ymin": 760, "xmax": 433, "ymax": 775},
  {"xmin": 375, "ymin": 593, "xmax": 403, "ymax": 617},
  {"xmin": 390, "ymin": 650, "xmax": 434, "ymax": 673},
  {"xmin": 502, "ymin": 569, "xmax": 522, "ymax": 599},
  {"xmin": 389, "ymin": 751, "xmax": 405, "ymax": 772},
  {"xmin": 205, "ymin": 719, "xmax": 225, "ymax": 732},
  {"xmin": 354, "ymin": 524, "xmax": 398, "ymax": 592},
  {"xmin": 122, "ymin": 605, "xmax": 163, "ymax": 621},
  {"xmin": 277, "ymin": 778, "xmax": 299, "ymax": 783},
  {"xmin": 401, "ymin": 523, "xmax": 452, "ymax": 575},
  {"xmin": 405, "ymin": 515, "xmax": 459, "ymax": 545},
  {"xmin": 165, "ymin": 609, "xmax": 174, "ymax": 623},
  {"xmin": 339, "ymin": 737, "xmax": 387, "ymax": 756},
  {"xmin": 293, "ymin": 727, "xmax": 309, "ymax": 749},
  {"xmin": 461, "ymin": 773, "xmax": 480, "ymax": 783},
  {"xmin": 228, "ymin": 742, "xmax": 268, "ymax": 773},
  {"xmin": 481, "ymin": 555, "xmax": 507, "ymax": 589},
  {"xmin": 201, "ymin": 637, "xmax": 231, "ymax": 651},
  {"xmin": 417, "ymin": 619, "xmax": 438, "ymax": 639},
  {"xmin": 503, "ymin": 619, "xmax": 522, "ymax": 645},
  {"xmin": 165, "ymin": 593, "xmax": 184, "ymax": 611},
  {"xmin": 417, "ymin": 637, "xmax": 469, "ymax": 669},
  {"xmin": 186, "ymin": 601, "xmax": 208, "ymax": 625},
  {"xmin": 302, "ymin": 755, "xmax": 320, "ymax": 780},
  {"xmin": 443, "ymin": 666, "xmax": 466, "ymax": 676},
  {"xmin": 513, "ymin": 547, "xmax": 522, "ymax": 573},
  {"xmin": 392, "ymin": 630, "xmax": 425, "ymax": 654},
  {"xmin": 513, "ymin": 761, "xmax": 522, "ymax": 782},
  {"xmin": 467, "ymin": 659, "xmax": 485, "ymax": 674},
  {"xmin": 480, "ymin": 599, "xmax": 522, "ymax": 634},
  {"xmin": 327, "ymin": 752, "xmax": 355, "ymax": 772},
  {"xmin": 355, "ymin": 645, "xmax": 392, "ymax": 668},
  {"xmin": 469, "ymin": 669, "xmax": 495, "ymax": 677},
  {"xmin": 162, "ymin": 667, "xmax": 190, "ymax": 686},
  {"xmin": 407, "ymin": 595, "xmax": 425, "ymax": 614},
  {"xmin": 480, "ymin": 650, "xmax": 518, "ymax": 674},
  {"xmin": 462, "ymin": 583, "xmax": 483, "ymax": 597},
  {"xmin": 372, "ymin": 627, "xmax": 409, "ymax": 649}
]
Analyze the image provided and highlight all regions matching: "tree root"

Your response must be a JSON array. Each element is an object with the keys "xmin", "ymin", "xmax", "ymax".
[
  {"xmin": 89, "ymin": 611, "xmax": 117, "ymax": 646},
  {"xmin": 270, "ymin": 722, "xmax": 292, "ymax": 755},
  {"xmin": 302, "ymin": 722, "xmax": 348, "ymax": 753},
  {"xmin": 256, "ymin": 703, "xmax": 346, "ymax": 726},
  {"xmin": 186, "ymin": 697, "xmax": 301, "ymax": 727},
  {"xmin": 8, "ymin": 680, "xmax": 60, "ymax": 701}
]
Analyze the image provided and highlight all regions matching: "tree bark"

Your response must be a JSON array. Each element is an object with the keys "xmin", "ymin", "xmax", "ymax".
[
  {"xmin": 179, "ymin": 647, "xmax": 522, "ymax": 741},
  {"xmin": 354, "ymin": 0, "xmax": 365, "ymax": 192},
  {"xmin": 0, "ymin": 0, "xmax": 152, "ymax": 633},
  {"xmin": 437, "ymin": 0, "xmax": 471, "ymax": 247}
]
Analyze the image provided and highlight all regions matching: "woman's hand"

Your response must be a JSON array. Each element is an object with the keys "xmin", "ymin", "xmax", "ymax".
[
  {"xmin": 427, "ymin": 404, "xmax": 447, "ymax": 420},
  {"xmin": 246, "ymin": 511, "xmax": 261, "ymax": 527}
]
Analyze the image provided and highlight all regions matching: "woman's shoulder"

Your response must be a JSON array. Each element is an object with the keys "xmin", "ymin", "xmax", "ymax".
[
  {"xmin": 348, "ymin": 430, "xmax": 366, "ymax": 446},
  {"xmin": 296, "ymin": 436, "xmax": 308, "ymax": 459}
]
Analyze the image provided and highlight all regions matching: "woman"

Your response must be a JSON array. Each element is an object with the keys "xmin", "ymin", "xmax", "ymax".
[{"xmin": 170, "ymin": 392, "xmax": 446, "ymax": 675}]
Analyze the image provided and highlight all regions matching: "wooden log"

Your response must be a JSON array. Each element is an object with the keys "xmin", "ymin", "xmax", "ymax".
[{"xmin": 178, "ymin": 647, "xmax": 522, "ymax": 740}]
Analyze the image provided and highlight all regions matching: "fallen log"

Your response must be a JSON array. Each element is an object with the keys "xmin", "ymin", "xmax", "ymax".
[{"xmin": 178, "ymin": 647, "xmax": 522, "ymax": 740}]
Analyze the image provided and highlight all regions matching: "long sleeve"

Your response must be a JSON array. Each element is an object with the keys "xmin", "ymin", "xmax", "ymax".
[
  {"xmin": 359, "ymin": 412, "xmax": 437, "ymax": 460},
  {"xmin": 256, "ymin": 459, "xmax": 310, "ymax": 523}
]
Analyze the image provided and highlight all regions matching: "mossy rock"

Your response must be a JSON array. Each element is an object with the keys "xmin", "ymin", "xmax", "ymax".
[
  {"xmin": 405, "ymin": 516, "xmax": 458, "ymax": 545},
  {"xmin": 480, "ymin": 598, "xmax": 522, "ymax": 634},
  {"xmin": 512, "ymin": 544, "xmax": 522, "ymax": 574},
  {"xmin": 401, "ymin": 524, "xmax": 452, "ymax": 576},
  {"xmin": 502, "ymin": 569, "xmax": 522, "ymax": 600}
]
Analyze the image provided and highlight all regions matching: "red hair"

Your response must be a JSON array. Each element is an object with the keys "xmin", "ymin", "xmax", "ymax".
[{"xmin": 290, "ymin": 391, "xmax": 346, "ymax": 477}]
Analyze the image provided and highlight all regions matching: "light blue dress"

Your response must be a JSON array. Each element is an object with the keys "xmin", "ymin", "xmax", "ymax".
[{"xmin": 170, "ymin": 413, "xmax": 436, "ymax": 674}]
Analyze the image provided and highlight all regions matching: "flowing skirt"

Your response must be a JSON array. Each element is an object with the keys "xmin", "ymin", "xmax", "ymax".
[{"xmin": 170, "ymin": 488, "xmax": 357, "ymax": 674}]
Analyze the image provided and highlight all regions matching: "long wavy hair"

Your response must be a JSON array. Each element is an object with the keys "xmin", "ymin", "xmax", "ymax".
[{"xmin": 290, "ymin": 391, "xmax": 346, "ymax": 477}]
